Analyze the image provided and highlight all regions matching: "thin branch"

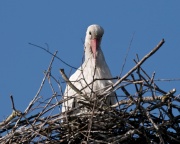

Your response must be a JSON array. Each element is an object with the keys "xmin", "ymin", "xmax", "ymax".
[
  {"xmin": 103, "ymin": 39, "xmax": 165, "ymax": 94},
  {"xmin": 24, "ymin": 51, "xmax": 58, "ymax": 114},
  {"xmin": 60, "ymin": 69, "xmax": 83, "ymax": 95},
  {"xmin": 29, "ymin": 43, "xmax": 77, "ymax": 70},
  {"xmin": 119, "ymin": 32, "xmax": 135, "ymax": 77}
]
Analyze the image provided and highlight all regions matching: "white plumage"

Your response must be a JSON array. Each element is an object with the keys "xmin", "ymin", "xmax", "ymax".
[{"xmin": 62, "ymin": 24, "xmax": 116, "ymax": 113}]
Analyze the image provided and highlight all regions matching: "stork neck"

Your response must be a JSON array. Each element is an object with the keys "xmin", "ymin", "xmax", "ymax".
[{"xmin": 84, "ymin": 44, "xmax": 106, "ymax": 69}]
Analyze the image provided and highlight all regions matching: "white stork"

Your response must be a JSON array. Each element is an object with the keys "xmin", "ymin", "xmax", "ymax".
[{"xmin": 62, "ymin": 24, "xmax": 116, "ymax": 113}]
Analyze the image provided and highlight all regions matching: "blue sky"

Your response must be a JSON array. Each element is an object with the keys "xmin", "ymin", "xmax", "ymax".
[{"xmin": 0, "ymin": 1, "xmax": 180, "ymax": 118}]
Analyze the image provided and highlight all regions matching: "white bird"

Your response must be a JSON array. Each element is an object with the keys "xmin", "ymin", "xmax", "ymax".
[{"xmin": 62, "ymin": 24, "xmax": 116, "ymax": 113}]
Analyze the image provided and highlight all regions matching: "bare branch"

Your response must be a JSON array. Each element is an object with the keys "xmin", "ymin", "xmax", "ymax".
[{"xmin": 104, "ymin": 39, "xmax": 165, "ymax": 94}]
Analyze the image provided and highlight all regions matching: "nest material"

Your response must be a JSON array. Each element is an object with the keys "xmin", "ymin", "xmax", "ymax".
[{"xmin": 0, "ymin": 39, "xmax": 180, "ymax": 144}]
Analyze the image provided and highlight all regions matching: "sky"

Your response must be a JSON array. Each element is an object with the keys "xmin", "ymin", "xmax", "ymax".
[{"xmin": 0, "ymin": 1, "xmax": 180, "ymax": 119}]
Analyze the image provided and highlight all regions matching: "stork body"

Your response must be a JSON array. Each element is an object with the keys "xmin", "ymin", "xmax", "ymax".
[{"xmin": 62, "ymin": 24, "xmax": 116, "ymax": 113}]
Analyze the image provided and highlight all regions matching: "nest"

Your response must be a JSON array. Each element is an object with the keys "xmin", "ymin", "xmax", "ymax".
[{"xmin": 0, "ymin": 39, "xmax": 180, "ymax": 144}]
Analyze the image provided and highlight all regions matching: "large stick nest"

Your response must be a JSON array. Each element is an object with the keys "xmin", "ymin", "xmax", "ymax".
[{"xmin": 0, "ymin": 39, "xmax": 180, "ymax": 144}]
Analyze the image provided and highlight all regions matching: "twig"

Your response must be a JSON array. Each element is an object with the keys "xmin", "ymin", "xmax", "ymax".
[
  {"xmin": 103, "ymin": 39, "xmax": 165, "ymax": 94},
  {"xmin": 0, "ymin": 96, "xmax": 21, "ymax": 127},
  {"xmin": 24, "ymin": 51, "xmax": 58, "ymax": 114},
  {"xmin": 60, "ymin": 69, "xmax": 83, "ymax": 95},
  {"xmin": 119, "ymin": 32, "xmax": 135, "ymax": 77},
  {"xmin": 29, "ymin": 43, "xmax": 77, "ymax": 70}
]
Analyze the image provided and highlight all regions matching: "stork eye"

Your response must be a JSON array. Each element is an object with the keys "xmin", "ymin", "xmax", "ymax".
[{"xmin": 89, "ymin": 31, "xmax": 91, "ymax": 35}]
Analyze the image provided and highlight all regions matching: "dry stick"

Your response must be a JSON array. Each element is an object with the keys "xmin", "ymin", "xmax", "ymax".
[
  {"xmin": 0, "ymin": 96, "xmax": 21, "ymax": 127},
  {"xmin": 86, "ymin": 65, "xmax": 97, "ymax": 141},
  {"xmin": 150, "ymin": 72, "xmax": 156, "ymax": 100},
  {"xmin": 10, "ymin": 95, "xmax": 16, "ymax": 111},
  {"xmin": 50, "ymin": 74, "xmax": 64, "ymax": 96},
  {"xmin": 24, "ymin": 51, "xmax": 58, "ymax": 114},
  {"xmin": 46, "ymin": 71, "xmax": 62, "ymax": 112},
  {"xmin": 121, "ymin": 87, "xmax": 134, "ymax": 103},
  {"xmin": 139, "ymin": 72, "xmax": 156, "ymax": 99},
  {"xmin": 81, "ymin": 58, "xmax": 96, "ymax": 93},
  {"xmin": 80, "ymin": 48, "xmax": 95, "ymax": 93},
  {"xmin": 60, "ymin": 69, "xmax": 90, "ymax": 102},
  {"xmin": 131, "ymin": 74, "xmax": 139, "ymax": 93},
  {"xmin": 46, "ymin": 71, "xmax": 56, "ymax": 94},
  {"xmin": 145, "ymin": 110, "xmax": 165, "ymax": 143},
  {"xmin": 76, "ymin": 77, "xmax": 118, "ymax": 95},
  {"xmin": 60, "ymin": 69, "xmax": 82, "ymax": 95},
  {"xmin": 150, "ymin": 72, "xmax": 156, "ymax": 85},
  {"xmin": 104, "ymin": 39, "xmax": 165, "ymax": 96},
  {"xmin": 33, "ymin": 93, "xmax": 57, "ymax": 125},
  {"xmin": 119, "ymin": 32, "xmax": 135, "ymax": 77},
  {"xmin": 112, "ymin": 88, "xmax": 176, "ymax": 107},
  {"xmin": 29, "ymin": 43, "xmax": 77, "ymax": 70},
  {"xmin": 133, "ymin": 59, "xmax": 167, "ymax": 94},
  {"xmin": 49, "ymin": 75, "xmax": 63, "ymax": 112},
  {"xmin": 154, "ymin": 78, "xmax": 180, "ymax": 81},
  {"xmin": 134, "ymin": 55, "xmax": 144, "ymax": 99},
  {"xmin": 48, "ymin": 75, "xmax": 61, "ymax": 103},
  {"xmin": 137, "ymin": 65, "xmax": 156, "ymax": 100}
]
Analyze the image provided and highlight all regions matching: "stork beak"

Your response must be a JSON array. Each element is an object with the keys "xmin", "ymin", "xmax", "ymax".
[{"xmin": 91, "ymin": 38, "xmax": 99, "ymax": 59}]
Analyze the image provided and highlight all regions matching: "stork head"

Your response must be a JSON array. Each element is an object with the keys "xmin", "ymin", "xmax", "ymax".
[{"xmin": 85, "ymin": 24, "xmax": 104, "ymax": 60}]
